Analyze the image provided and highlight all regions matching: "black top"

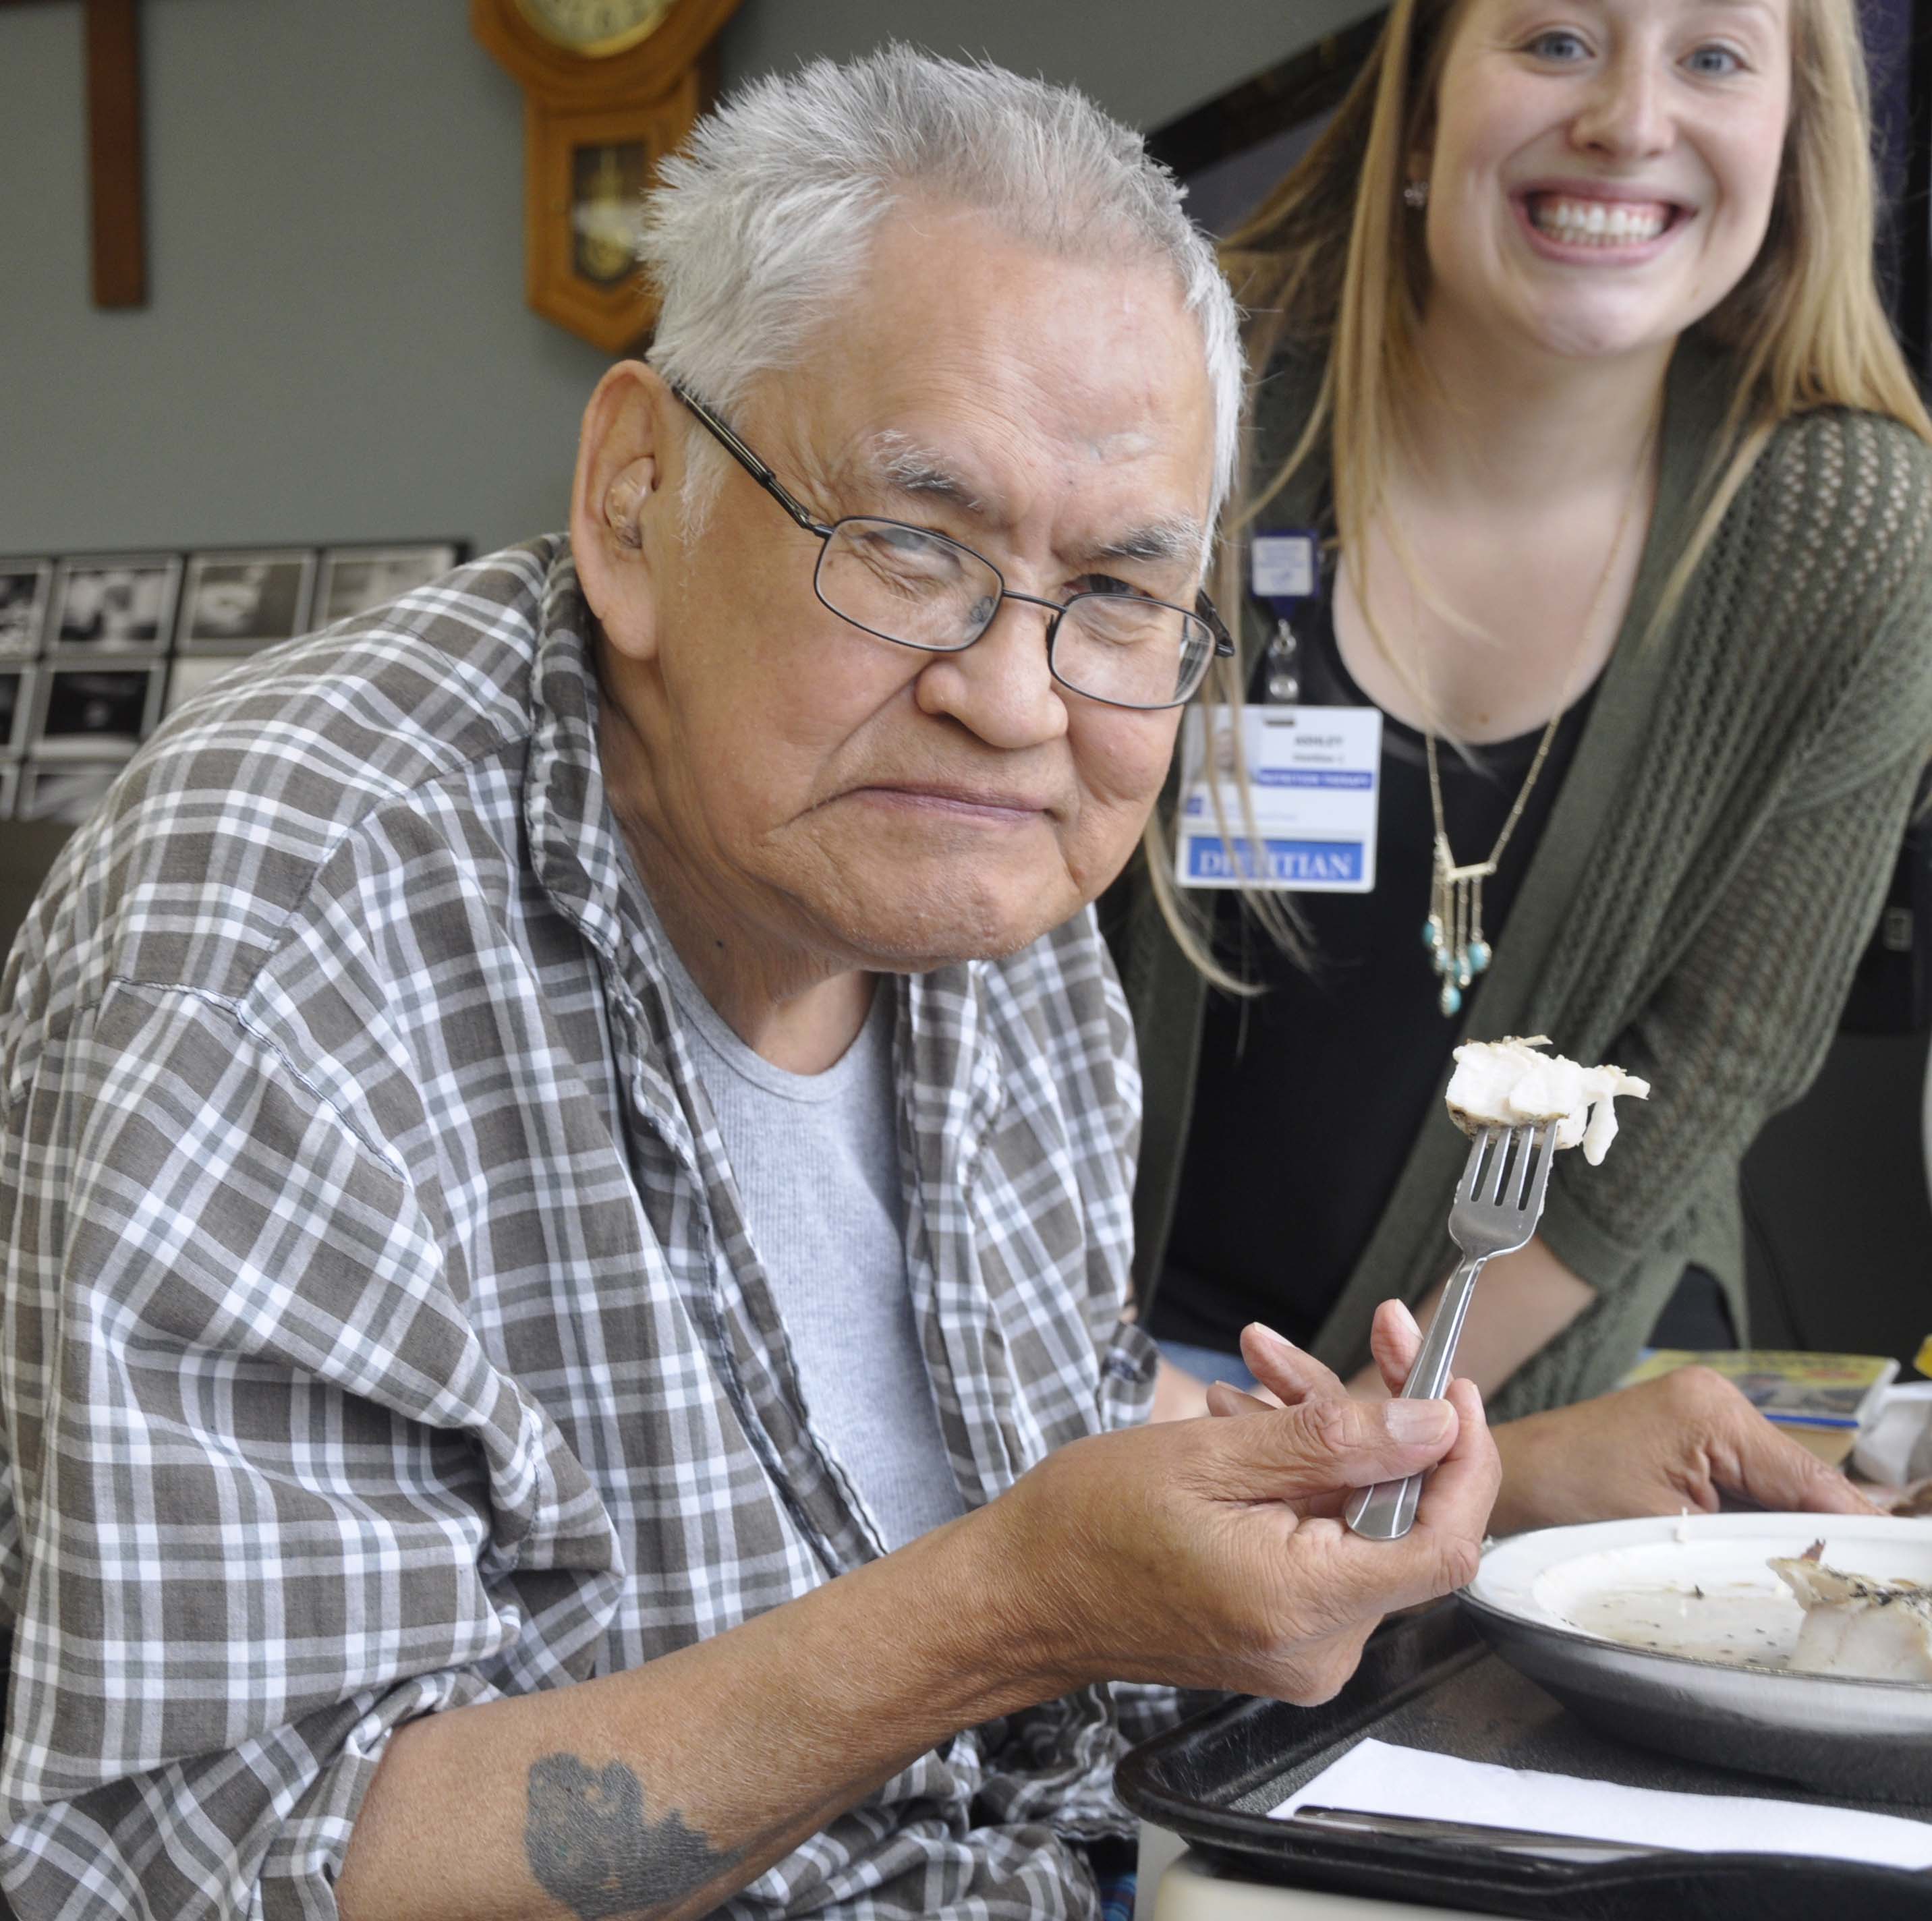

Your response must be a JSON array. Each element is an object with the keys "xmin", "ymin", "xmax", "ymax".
[{"xmin": 1148, "ymin": 579, "xmax": 1597, "ymax": 1354}]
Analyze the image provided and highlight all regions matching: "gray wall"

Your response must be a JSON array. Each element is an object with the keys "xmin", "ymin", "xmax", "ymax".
[{"xmin": 0, "ymin": 0, "xmax": 1377, "ymax": 561}]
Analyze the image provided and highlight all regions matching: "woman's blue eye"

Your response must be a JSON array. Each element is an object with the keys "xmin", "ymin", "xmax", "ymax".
[
  {"xmin": 1527, "ymin": 29, "xmax": 1591, "ymax": 61},
  {"xmin": 1684, "ymin": 42, "xmax": 1743, "ymax": 77}
]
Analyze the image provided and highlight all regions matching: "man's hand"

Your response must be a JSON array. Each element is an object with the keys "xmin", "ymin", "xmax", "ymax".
[
  {"xmin": 1207, "ymin": 1300, "xmax": 1875, "ymax": 1537},
  {"xmin": 1487, "ymin": 1365, "xmax": 1881, "ymax": 1534},
  {"xmin": 990, "ymin": 1347, "xmax": 1500, "ymax": 1704}
]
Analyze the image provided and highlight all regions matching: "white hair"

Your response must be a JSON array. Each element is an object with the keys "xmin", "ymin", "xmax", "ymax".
[{"xmin": 639, "ymin": 44, "xmax": 1244, "ymax": 537}]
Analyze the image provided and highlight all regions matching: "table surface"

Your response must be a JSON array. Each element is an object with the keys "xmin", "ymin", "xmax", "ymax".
[{"xmin": 1141, "ymin": 1835, "xmax": 1499, "ymax": 1919}]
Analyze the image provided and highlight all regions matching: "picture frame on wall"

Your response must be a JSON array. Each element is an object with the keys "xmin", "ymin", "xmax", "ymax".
[
  {"xmin": 315, "ymin": 542, "xmax": 466, "ymax": 627},
  {"xmin": 0, "ymin": 559, "xmax": 53, "ymax": 659},
  {"xmin": 177, "ymin": 548, "xmax": 316, "ymax": 652},
  {"xmin": 48, "ymin": 553, "xmax": 181, "ymax": 658},
  {"xmin": 17, "ymin": 760, "xmax": 124, "ymax": 826},
  {"xmin": 30, "ymin": 662, "xmax": 165, "ymax": 761},
  {"xmin": 164, "ymin": 654, "xmax": 256, "ymax": 717},
  {"xmin": 0, "ymin": 666, "xmax": 38, "ymax": 759}
]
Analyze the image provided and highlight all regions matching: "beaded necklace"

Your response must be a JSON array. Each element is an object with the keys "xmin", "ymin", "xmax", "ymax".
[{"xmin": 1421, "ymin": 432, "xmax": 1654, "ymax": 1016}]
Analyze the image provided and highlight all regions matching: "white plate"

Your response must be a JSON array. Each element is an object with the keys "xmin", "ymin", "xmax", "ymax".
[{"xmin": 1459, "ymin": 1513, "xmax": 1932, "ymax": 1802}]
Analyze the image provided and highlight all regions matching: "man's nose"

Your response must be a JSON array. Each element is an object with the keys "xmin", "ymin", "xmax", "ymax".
[
  {"xmin": 912, "ymin": 593, "xmax": 1070, "ymax": 750},
  {"xmin": 1570, "ymin": 47, "xmax": 1674, "ymax": 161}
]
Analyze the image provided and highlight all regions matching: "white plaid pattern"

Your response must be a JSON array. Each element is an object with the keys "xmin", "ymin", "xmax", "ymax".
[{"xmin": 0, "ymin": 540, "xmax": 1164, "ymax": 1920}]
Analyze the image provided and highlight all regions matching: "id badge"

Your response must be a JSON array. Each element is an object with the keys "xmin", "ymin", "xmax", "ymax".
[{"xmin": 1176, "ymin": 702, "xmax": 1382, "ymax": 892}]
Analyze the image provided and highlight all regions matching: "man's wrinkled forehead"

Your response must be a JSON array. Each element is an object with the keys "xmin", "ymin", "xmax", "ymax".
[
  {"xmin": 836, "ymin": 425, "xmax": 1210, "ymax": 573},
  {"xmin": 751, "ymin": 204, "xmax": 1219, "ymax": 571}
]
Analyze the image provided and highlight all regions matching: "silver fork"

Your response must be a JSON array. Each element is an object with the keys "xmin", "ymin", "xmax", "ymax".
[{"xmin": 1345, "ymin": 1122, "xmax": 1558, "ymax": 1541}]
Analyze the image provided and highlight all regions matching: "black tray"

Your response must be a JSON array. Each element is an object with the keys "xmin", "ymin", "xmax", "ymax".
[{"xmin": 1116, "ymin": 1600, "xmax": 1932, "ymax": 1920}]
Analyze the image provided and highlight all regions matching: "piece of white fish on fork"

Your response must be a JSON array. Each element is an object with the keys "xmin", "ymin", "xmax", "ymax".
[
  {"xmin": 1769, "ymin": 1541, "xmax": 1932, "ymax": 1683},
  {"xmin": 1444, "ymin": 1036, "xmax": 1650, "ymax": 1166}
]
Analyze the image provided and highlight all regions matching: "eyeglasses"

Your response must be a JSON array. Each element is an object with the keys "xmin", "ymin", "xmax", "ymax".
[{"xmin": 671, "ymin": 384, "xmax": 1233, "ymax": 712}]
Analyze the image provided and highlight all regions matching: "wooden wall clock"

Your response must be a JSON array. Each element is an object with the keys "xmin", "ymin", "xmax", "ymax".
[{"xmin": 472, "ymin": 0, "xmax": 744, "ymax": 352}]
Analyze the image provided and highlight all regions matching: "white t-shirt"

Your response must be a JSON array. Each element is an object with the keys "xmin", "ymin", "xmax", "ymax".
[{"xmin": 646, "ymin": 907, "xmax": 968, "ymax": 1553}]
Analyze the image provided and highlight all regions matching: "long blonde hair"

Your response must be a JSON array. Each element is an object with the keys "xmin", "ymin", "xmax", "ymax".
[{"xmin": 1141, "ymin": 0, "xmax": 1932, "ymax": 984}]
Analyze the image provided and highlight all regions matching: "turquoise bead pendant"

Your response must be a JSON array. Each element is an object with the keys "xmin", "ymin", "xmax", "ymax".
[{"xmin": 1427, "ymin": 838, "xmax": 1498, "ymax": 1019}]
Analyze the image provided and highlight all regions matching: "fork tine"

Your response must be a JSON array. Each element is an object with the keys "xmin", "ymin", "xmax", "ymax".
[
  {"xmin": 1487, "ymin": 1126, "xmax": 1514, "ymax": 1203},
  {"xmin": 1461, "ymin": 1127, "xmax": 1495, "ymax": 1199},
  {"xmin": 1526, "ymin": 1120, "xmax": 1560, "ymax": 1212},
  {"xmin": 1508, "ymin": 1123, "xmax": 1539, "ymax": 1206}
]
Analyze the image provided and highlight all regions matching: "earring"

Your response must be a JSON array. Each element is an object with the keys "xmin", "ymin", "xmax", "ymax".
[{"xmin": 1403, "ymin": 178, "xmax": 1429, "ymax": 210}]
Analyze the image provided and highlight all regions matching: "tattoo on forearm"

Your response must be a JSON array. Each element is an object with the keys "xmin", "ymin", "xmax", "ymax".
[{"xmin": 525, "ymin": 1754, "xmax": 733, "ymax": 1920}]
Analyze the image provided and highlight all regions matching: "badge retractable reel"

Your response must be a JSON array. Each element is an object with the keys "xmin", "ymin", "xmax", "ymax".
[{"xmin": 1253, "ymin": 532, "xmax": 1315, "ymax": 705}]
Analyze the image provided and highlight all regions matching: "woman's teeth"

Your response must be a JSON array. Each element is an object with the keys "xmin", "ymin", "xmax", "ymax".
[{"xmin": 1529, "ymin": 196, "xmax": 1670, "ymax": 245}]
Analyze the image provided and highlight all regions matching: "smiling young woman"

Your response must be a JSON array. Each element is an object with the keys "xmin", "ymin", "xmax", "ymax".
[
  {"xmin": 1429, "ymin": 0, "xmax": 1792, "ymax": 357},
  {"xmin": 1118, "ymin": 0, "xmax": 1932, "ymax": 1421}
]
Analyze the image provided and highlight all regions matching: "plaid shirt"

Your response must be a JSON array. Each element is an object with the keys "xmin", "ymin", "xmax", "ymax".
[{"xmin": 0, "ymin": 540, "xmax": 1165, "ymax": 1920}]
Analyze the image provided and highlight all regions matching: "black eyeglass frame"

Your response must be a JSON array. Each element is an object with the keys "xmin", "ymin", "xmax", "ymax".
[{"xmin": 670, "ymin": 383, "xmax": 1234, "ymax": 712}]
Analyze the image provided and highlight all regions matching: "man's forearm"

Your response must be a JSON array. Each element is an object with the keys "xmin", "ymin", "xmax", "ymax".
[
  {"xmin": 333, "ymin": 1375, "xmax": 1497, "ymax": 1918},
  {"xmin": 336, "ymin": 1506, "xmax": 1052, "ymax": 1921}
]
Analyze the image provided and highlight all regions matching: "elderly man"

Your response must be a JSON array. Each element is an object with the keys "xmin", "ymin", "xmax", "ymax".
[
  {"xmin": 0, "ymin": 51, "xmax": 1492, "ymax": 1921},
  {"xmin": 0, "ymin": 47, "xmax": 1864, "ymax": 1921}
]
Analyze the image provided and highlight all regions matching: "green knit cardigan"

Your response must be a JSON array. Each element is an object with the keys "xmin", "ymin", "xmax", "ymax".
[{"xmin": 1113, "ymin": 339, "xmax": 1932, "ymax": 1423}]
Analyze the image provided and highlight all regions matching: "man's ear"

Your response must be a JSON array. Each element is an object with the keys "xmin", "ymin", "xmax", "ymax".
[{"xmin": 570, "ymin": 360, "xmax": 677, "ymax": 663}]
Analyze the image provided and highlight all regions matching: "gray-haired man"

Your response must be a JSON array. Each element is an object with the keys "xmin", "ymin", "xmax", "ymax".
[{"xmin": 0, "ymin": 50, "xmax": 1496, "ymax": 1920}]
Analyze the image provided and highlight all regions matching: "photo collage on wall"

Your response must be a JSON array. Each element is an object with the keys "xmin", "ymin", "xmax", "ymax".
[{"xmin": 0, "ymin": 542, "xmax": 467, "ymax": 826}]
